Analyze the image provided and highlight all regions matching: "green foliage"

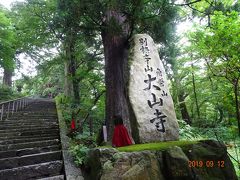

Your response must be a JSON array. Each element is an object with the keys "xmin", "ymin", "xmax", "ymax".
[
  {"xmin": 182, "ymin": 0, "xmax": 239, "ymax": 19},
  {"xmin": 199, "ymin": 126, "xmax": 239, "ymax": 142},
  {"xmin": 69, "ymin": 132, "xmax": 97, "ymax": 166},
  {"xmin": 0, "ymin": 86, "xmax": 23, "ymax": 102},
  {"xmin": 55, "ymin": 94, "xmax": 73, "ymax": 125},
  {"xmin": 188, "ymin": 11, "xmax": 240, "ymax": 82},
  {"xmin": 184, "ymin": 10, "xmax": 240, "ymax": 137},
  {"xmin": 178, "ymin": 119, "xmax": 205, "ymax": 140},
  {"xmin": 69, "ymin": 143, "xmax": 90, "ymax": 166},
  {"xmin": 228, "ymin": 144, "xmax": 240, "ymax": 177},
  {"xmin": 56, "ymin": 94, "xmax": 98, "ymax": 166},
  {"xmin": 0, "ymin": 7, "xmax": 16, "ymax": 78},
  {"xmin": 11, "ymin": 0, "xmax": 58, "ymax": 56},
  {"xmin": 75, "ymin": 131, "xmax": 97, "ymax": 148},
  {"xmin": 179, "ymin": 117, "xmax": 239, "ymax": 144},
  {"xmin": 0, "ymin": 86, "xmax": 13, "ymax": 101}
]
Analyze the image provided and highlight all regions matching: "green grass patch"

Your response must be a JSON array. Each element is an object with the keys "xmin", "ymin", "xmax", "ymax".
[
  {"xmin": 98, "ymin": 140, "xmax": 198, "ymax": 152},
  {"xmin": 117, "ymin": 140, "xmax": 198, "ymax": 152}
]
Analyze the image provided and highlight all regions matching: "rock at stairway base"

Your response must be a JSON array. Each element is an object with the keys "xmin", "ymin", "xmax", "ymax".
[{"xmin": 84, "ymin": 140, "xmax": 237, "ymax": 180}]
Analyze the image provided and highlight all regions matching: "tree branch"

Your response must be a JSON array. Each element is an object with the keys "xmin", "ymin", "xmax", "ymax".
[
  {"xmin": 204, "ymin": 58, "xmax": 225, "ymax": 78},
  {"xmin": 187, "ymin": 5, "xmax": 207, "ymax": 15},
  {"xmin": 171, "ymin": 0, "xmax": 202, "ymax": 6},
  {"xmin": 81, "ymin": 90, "xmax": 106, "ymax": 125}
]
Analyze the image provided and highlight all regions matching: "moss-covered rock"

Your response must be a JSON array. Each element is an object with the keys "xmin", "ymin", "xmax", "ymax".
[
  {"xmin": 84, "ymin": 140, "xmax": 237, "ymax": 180},
  {"xmin": 164, "ymin": 146, "xmax": 194, "ymax": 180},
  {"xmin": 84, "ymin": 148, "xmax": 118, "ymax": 180},
  {"xmin": 100, "ymin": 151, "xmax": 165, "ymax": 180},
  {"xmin": 182, "ymin": 140, "xmax": 237, "ymax": 180}
]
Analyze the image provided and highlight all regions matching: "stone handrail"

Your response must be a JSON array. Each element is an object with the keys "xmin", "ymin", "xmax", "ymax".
[{"xmin": 0, "ymin": 96, "xmax": 34, "ymax": 121}]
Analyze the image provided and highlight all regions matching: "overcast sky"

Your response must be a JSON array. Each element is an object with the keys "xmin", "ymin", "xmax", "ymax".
[{"xmin": 0, "ymin": 0, "xmax": 25, "ymax": 9}]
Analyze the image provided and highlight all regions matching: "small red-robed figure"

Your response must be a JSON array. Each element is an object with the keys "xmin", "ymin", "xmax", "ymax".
[
  {"xmin": 70, "ymin": 112, "xmax": 76, "ymax": 130},
  {"xmin": 71, "ymin": 118, "xmax": 76, "ymax": 130},
  {"xmin": 112, "ymin": 115, "xmax": 133, "ymax": 147}
]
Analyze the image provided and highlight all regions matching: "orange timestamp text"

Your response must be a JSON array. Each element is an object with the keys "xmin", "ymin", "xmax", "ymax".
[{"xmin": 188, "ymin": 160, "xmax": 225, "ymax": 168}]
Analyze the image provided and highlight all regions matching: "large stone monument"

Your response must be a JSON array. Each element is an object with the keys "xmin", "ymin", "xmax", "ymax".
[{"xmin": 128, "ymin": 34, "xmax": 179, "ymax": 143}]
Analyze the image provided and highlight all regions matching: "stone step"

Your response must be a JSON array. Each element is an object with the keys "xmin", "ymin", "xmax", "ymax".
[
  {"xmin": 6, "ymin": 114, "xmax": 57, "ymax": 118},
  {"xmin": 14, "ymin": 110, "xmax": 57, "ymax": 115},
  {"xmin": 0, "ymin": 136, "xmax": 59, "ymax": 145},
  {"xmin": 12, "ymin": 110, "xmax": 56, "ymax": 113},
  {"xmin": 8, "ymin": 113, "xmax": 57, "ymax": 116},
  {"xmin": 19, "ymin": 129, "xmax": 59, "ymax": 136},
  {"xmin": 1, "ymin": 117, "xmax": 57, "ymax": 121},
  {"xmin": 0, "ymin": 124, "xmax": 58, "ymax": 129},
  {"xmin": 7, "ymin": 110, "xmax": 56, "ymax": 113},
  {"xmin": 0, "ymin": 139, "xmax": 59, "ymax": 151},
  {"xmin": 0, "ymin": 129, "xmax": 59, "ymax": 137},
  {"xmin": 1, "ymin": 121, "xmax": 58, "ymax": 125},
  {"xmin": 0, "ymin": 145, "xmax": 60, "ymax": 159},
  {"xmin": 37, "ymin": 175, "xmax": 65, "ymax": 180},
  {"xmin": 0, "ymin": 122, "xmax": 58, "ymax": 126},
  {"xmin": 0, "ymin": 124, "xmax": 58, "ymax": 130},
  {"xmin": 0, "ymin": 132, "xmax": 60, "ymax": 140},
  {"xmin": 7, "ymin": 117, "xmax": 58, "ymax": 120},
  {"xmin": 23, "ymin": 109, "xmax": 56, "ymax": 111},
  {"xmin": 0, "ymin": 99, "xmax": 65, "ymax": 179},
  {"xmin": 0, "ymin": 151, "xmax": 62, "ymax": 170},
  {"xmin": 6, "ymin": 110, "xmax": 56, "ymax": 113},
  {"xmin": 0, "ymin": 126, "xmax": 59, "ymax": 133},
  {"xmin": 2, "ymin": 118, "xmax": 58, "ymax": 123},
  {"xmin": 0, "ymin": 160, "xmax": 63, "ymax": 180},
  {"xmin": 4, "ymin": 115, "xmax": 57, "ymax": 118}
]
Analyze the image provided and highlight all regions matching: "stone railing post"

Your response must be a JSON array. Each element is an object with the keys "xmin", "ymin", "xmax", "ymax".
[
  {"xmin": 0, "ymin": 104, "xmax": 4, "ymax": 121},
  {"xmin": 0, "ymin": 96, "xmax": 33, "ymax": 121}
]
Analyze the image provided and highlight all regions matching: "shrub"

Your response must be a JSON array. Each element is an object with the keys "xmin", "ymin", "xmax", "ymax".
[
  {"xmin": 70, "ymin": 143, "xmax": 90, "ymax": 166},
  {"xmin": 178, "ymin": 119, "xmax": 205, "ymax": 140},
  {"xmin": 70, "ymin": 131, "xmax": 97, "ymax": 166}
]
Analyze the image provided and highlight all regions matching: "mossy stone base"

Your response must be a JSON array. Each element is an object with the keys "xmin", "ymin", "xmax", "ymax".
[{"xmin": 84, "ymin": 140, "xmax": 237, "ymax": 180}]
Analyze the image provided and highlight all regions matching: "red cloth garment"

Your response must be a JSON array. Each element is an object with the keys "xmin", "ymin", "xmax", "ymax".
[
  {"xmin": 71, "ymin": 119, "xmax": 76, "ymax": 130},
  {"xmin": 112, "ymin": 124, "xmax": 133, "ymax": 147}
]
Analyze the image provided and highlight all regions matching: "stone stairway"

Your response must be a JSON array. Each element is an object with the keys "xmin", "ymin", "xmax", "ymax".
[{"xmin": 0, "ymin": 99, "xmax": 65, "ymax": 180}]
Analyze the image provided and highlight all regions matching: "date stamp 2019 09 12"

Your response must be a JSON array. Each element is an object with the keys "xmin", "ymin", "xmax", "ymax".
[{"xmin": 188, "ymin": 160, "xmax": 225, "ymax": 168}]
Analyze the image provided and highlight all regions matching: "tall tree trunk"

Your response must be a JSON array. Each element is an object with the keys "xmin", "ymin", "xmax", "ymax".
[
  {"xmin": 170, "ymin": 80, "xmax": 178, "ymax": 113},
  {"xmin": 68, "ymin": 41, "xmax": 80, "ymax": 104},
  {"xmin": 101, "ymin": 9, "xmax": 132, "ymax": 141},
  {"xmin": 217, "ymin": 106, "xmax": 224, "ymax": 122},
  {"xmin": 233, "ymin": 80, "xmax": 240, "ymax": 136},
  {"xmin": 64, "ymin": 31, "xmax": 80, "ymax": 104},
  {"xmin": 3, "ymin": 69, "xmax": 13, "ymax": 87},
  {"xmin": 173, "ymin": 70, "xmax": 191, "ymax": 124},
  {"xmin": 64, "ymin": 60, "xmax": 73, "ymax": 97},
  {"xmin": 191, "ymin": 64, "xmax": 200, "ymax": 119},
  {"xmin": 178, "ymin": 91, "xmax": 191, "ymax": 125},
  {"xmin": 208, "ymin": 76, "xmax": 224, "ymax": 123}
]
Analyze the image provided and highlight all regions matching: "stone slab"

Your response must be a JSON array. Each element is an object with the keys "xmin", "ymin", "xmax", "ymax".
[{"xmin": 128, "ymin": 34, "xmax": 179, "ymax": 143}]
